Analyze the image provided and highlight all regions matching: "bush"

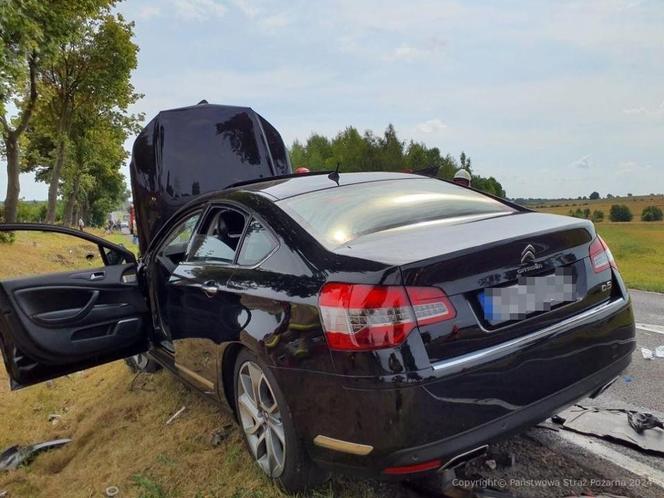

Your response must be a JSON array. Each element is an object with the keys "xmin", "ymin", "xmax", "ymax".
[
  {"xmin": 0, "ymin": 231, "xmax": 15, "ymax": 244},
  {"xmin": 592, "ymin": 210, "xmax": 604, "ymax": 222},
  {"xmin": 609, "ymin": 204, "xmax": 633, "ymax": 222},
  {"xmin": 641, "ymin": 205, "xmax": 663, "ymax": 222},
  {"xmin": 589, "ymin": 191, "xmax": 600, "ymax": 200}
]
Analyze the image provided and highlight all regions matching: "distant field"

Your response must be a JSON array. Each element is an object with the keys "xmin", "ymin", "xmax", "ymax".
[
  {"xmin": 533, "ymin": 197, "xmax": 664, "ymax": 293},
  {"xmin": 532, "ymin": 194, "xmax": 664, "ymax": 220}
]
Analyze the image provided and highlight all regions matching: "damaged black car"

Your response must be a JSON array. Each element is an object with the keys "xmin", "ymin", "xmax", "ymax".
[{"xmin": 0, "ymin": 103, "xmax": 636, "ymax": 493}]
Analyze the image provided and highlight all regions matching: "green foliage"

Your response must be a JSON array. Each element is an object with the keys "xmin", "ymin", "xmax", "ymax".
[
  {"xmin": 641, "ymin": 205, "xmax": 663, "ymax": 222},
  {"xmin": 0, "ymin": 231, "xmax": 15, "ymax": 244},
  {"xmin": 290, "ymin": 125, "xmax": 505, "ymax": 197},
  {"xmin": 132, "ymin": 474, "xmax": 170, "ymax": 498},
  {"xmin": 21, "ymin": 9, "xmax": 140, "ymax": 225},
  {"xmin": 589, "ymin": 191, "xmax": 600, "ymax": 200},
  {"xmin": 609, "ymin": 204, "xmax": 633, "ymax": 222},
  {"xmin": 592, "ymin": 210, "xmax": 604, "ymax": 222}
]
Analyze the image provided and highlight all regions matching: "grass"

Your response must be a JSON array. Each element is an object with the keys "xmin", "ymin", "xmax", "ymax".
[
  {"xmin": 0, "ymin": 231, "xmax": 393, "ymax": 497},
  {"xmin": 531, "ymin": 195, "xmax": 664, "ymax": 293},
  {"xmin": 595, "ymin": 222, "xmax": 664, "ymax": 293}
]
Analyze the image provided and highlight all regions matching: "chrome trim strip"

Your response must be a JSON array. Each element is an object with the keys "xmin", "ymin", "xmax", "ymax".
[
  {"xmin": 439, "ymin": 445, "xmax": 488, "ymax": 471},
  {"xmin": 432, "ymin": 298, "xmax": 626, "ymax": 375}
]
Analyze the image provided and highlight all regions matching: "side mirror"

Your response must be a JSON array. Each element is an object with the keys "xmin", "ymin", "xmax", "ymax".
[{"xmin": 103, "ymin": 247, "xmax": 131, "ymax": 266}]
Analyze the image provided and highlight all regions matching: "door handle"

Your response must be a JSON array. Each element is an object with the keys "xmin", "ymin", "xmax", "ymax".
[
  {"xmin": 90, "ymin": 271, "xmax": 105, "ymax": 281},
  {"xmin": 201, "ymin": 281, "xmax": 219, "ymax": 297}
]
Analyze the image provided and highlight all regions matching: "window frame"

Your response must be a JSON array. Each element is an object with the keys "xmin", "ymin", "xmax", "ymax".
[
  {"xmin": 183, "ymin": 202, "xmax": 280, "ymax": 269},
  {"xmin": 152, "ymin": 209, "xmax": 204, "ymax": 263}
]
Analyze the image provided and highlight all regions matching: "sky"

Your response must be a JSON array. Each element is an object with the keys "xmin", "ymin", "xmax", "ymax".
[{"xmin": 2, "ymin": 0, "xmax": 663, "ymax": 200}]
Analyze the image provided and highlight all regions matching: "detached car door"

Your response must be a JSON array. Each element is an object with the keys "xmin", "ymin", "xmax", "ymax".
[{"xmin": 0, "ymin": 224, "xmax": 149, "ymax": 389}]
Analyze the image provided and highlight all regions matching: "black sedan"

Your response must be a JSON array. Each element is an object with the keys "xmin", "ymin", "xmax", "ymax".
[{"xmin": 0, "ymin": 105, "xmax": 635, "ymax": 493}]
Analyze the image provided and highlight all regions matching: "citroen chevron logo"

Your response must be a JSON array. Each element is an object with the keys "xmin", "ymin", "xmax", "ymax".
[{"xmin": 521, "ymin": 244, "xmax": 536, "ymax": 264}]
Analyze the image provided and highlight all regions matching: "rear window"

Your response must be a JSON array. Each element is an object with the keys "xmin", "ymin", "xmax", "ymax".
[{"xmin": 277, "ymin": 178, "xmax": 514, "ymax": 248}]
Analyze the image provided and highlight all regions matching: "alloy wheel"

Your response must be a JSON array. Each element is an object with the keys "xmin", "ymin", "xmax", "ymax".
[
  {"xmin": 237, "ymin": 360, "xmax": 287, "ymax": 477},
  {"xmin": 131, "ymin": 353, "xmax": 149, "ymax": 370}
]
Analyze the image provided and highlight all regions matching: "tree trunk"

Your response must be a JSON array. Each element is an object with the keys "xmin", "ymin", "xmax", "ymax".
[
  {"xmin": 46, "ymin": 136, "xmax": 66, "ymax": 224},
  {"xmin": 63, "ymin": 175, "xmax": 80, "ymax": 226},
  {"xmin": 2, "ymin": 51, "xmax": 38, "ymax": 223},
  {"xmin": 3, "ymin": 133, "xmax": 20, "ymax": 223}
]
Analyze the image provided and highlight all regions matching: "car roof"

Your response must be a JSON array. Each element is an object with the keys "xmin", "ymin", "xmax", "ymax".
[{"xmin": 230, "ymin": 171, "xmax": 422, "ymax": 200}]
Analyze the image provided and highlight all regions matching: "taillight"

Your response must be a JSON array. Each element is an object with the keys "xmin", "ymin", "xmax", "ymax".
[
  {"xmin": 589, "ymin": 236, "xmax": 616, "ymax": 273},
  {"xmin": 318, "ymin": 283, "xmax": 456, "ymax": 351},
  {"xmin": 383, "ymin": 458, "xmax": 442, "ymax": 475}
]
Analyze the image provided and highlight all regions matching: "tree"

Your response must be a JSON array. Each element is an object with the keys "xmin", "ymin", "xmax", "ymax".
[
  {"xmin": 589, "ymin": 191, "xmax": 600, "ymax": 200},
  {"xmin": 38, "ymin": 12, "xmax": 139, "ymax": 223},
  {"xmin": 609, "ymin": 204, "xmax": 633, "ymax": 222},
  {"xmin": 0, "ymin": 0, "xmax": 110, "ymax": 223},
  {"xmin": 592, "ymin": 210, "xmax": 604, "ymax": 222},
  {"xmin": 641, "ymin": 205, "xmax": 663, "ymax": 222},
  {"xmin": 289, "ymin": 125, "xmax": 505, "ymax": 197}
]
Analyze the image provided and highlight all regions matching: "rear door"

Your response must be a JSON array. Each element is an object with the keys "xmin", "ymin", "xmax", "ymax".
[{"xmin": 0, "ymin": 224, "xmax": 149, "ymax": 389}]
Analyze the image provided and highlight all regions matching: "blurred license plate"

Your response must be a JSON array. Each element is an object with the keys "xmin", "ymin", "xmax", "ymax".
[{"xmin": 478, "ymin": 273, "xmax": 577, "ymax": 325}]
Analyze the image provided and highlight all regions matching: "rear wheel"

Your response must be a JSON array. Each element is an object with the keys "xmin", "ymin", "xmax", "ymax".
[
  {"xmin": 233, "ymin": 349, "xmax": 326, "ymax": 493},
  {"xmin": 125, "ymin": 353, "xmax": 161, "ymax": 373}
]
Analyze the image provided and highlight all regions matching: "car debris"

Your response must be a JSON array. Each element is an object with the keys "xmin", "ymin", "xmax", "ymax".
[
  {"xmin": 210, "ymin": 423, "xmax": 234, "ymax": 447},
  {"xmin": 47, "ymin": 414, "xmax": 62, "ymax": 425},
  {"xmin": 165, "ymin": 406, "xmax": 186, "ymax": 425},
  {"xmin": 484, "ymin": 459, "xmax": 497, "ymax": 470},
  {"xmin": 656, "ymin": 345, "xmax": 664, "ymax": 358},
  {"xmin": 104, "ymin": 485, "xmax": 119, "ymax": 497},
  {"xmin": 627, "ymin": 412, "xmax": 664, "ymax": 434},
  {"xmin": 641, "ymin": 347, "xmax": 654, "ymax": 360},
  {"xmin": 553, "ymin": 405, "xmax": 664, "ymax": 455},
  {"xmin": 0, "ymin": 438, "xmax": 72, "ymax": 471}
]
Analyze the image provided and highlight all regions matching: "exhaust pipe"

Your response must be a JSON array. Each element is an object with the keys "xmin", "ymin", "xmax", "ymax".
[{"xmin": 439, "ymin": 445, "xmax": 488, "ymax": 471}]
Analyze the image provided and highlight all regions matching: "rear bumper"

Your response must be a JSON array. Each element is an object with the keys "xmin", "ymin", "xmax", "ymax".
[
  {"xmin": 386, "ymin": 351, "xmax": 630, "ymax": 470},
  {"xmin": 274, "ymin": 296, "xmax": 635, "ymax": 477}
]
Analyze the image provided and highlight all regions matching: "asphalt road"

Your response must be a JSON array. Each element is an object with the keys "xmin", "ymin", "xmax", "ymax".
[{"xmin": 586, "ymin": 289, "xmax": 664, "ymax": 415}]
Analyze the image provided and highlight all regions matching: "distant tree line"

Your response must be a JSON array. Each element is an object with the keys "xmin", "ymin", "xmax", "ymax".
[
  {"xmin": 289, "ymin": 125, "xmax": 506, "ymax": 197},
  {"xmin": 1, "ymin": 0, "xmax": 141, "ymax": 230},
  {"xmin": 568, "ymin": 204, "xmax": 663, "ymax": 223}
]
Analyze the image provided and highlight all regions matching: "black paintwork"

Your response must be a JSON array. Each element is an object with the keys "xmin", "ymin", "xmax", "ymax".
[
  {"xmin": 130, "ymin": 103, "xmax": 291, "ymax": 253},
  {"xmin": 0, "ymin": 175, "xmax": 635, "ymax": 478}
]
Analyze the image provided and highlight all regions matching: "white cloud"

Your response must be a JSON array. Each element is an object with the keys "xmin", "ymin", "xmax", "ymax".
[
  {"xmin": 623, "ymin": 100, "xmax": 664, "ymax": 117},
  {"xmin": 136, "ymin": 5, "xmax": 161, "ymax": 20},
  {"xmin": 172, "ymin": 0, "xmax": 227, "ymax": 21},
  {"xmin": 570, "ymin": 154, "xmax": 593, "ymax": 169},
  {"xmin": 260, "ymin": 13, "xmax": 290, "ymax": 30},
  {"xmin": 232, "ymin": 0, "xmax": 261, "ymax": 18},
  {"xmin": 383, "ymin": 37, "xmax": 446, "ymax": 62},
  {"xmin": 415, "ymin": 118, "xmax": 448, "ymax": 134},
  {"xmin": 385, "ymin": 45, "xmax": 425, "ymax": 61}
]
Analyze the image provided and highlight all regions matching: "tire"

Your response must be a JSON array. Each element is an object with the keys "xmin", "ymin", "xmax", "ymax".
[
  {"xmin": 125, "ymin": 353, "xmax": 161, "ymax": 373},
  {"xmin": 233, "ymin": 349, "xmax": 327, "ymax": 493}
]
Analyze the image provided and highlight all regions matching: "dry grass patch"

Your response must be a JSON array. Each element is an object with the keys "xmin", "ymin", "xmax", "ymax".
[{"xmin": 0, "ymin": 231, "xmax": 393, "ymax": 497}]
